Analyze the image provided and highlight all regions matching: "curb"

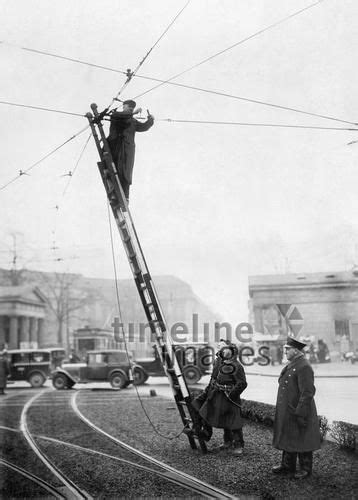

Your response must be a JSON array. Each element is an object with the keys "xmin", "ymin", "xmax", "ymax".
[{"xmin": 245, "ymin": 371, "xmax": 358, "ymax": 378}]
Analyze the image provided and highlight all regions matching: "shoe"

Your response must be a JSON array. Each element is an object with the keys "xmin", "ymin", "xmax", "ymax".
[
  {"xmin": 294, "ymin": 470, "xmax": 310, "ymax": 480},
  {"xmin": 272, "ymin": 465, "xmax": 292, "ymax": 474},
  {"xmin": 218, "ymin": 442, "xmax": 232, "ymax": 450},
  {"xmin": 232, "ymin": 446, "xmax": 244, "ymax": 455}
]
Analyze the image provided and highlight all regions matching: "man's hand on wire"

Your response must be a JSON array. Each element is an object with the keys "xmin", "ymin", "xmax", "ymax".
[{"xmin": 147, "ymin": 109, "xmax": 154, "ymax": 120}]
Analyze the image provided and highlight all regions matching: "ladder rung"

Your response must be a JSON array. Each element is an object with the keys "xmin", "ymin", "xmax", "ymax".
[{"xmin": 177, "ymin": 401, "xmax": 188, "ymax": 407}]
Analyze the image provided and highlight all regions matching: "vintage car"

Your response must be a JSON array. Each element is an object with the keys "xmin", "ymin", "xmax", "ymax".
[
  {"xmin": 132, "ymin": 343, "xmax": 213, "ymax": 385},
  {"xmin": 8, "ymin": 348, "xmax": 66, "ymax": 387},
  {"xmin": 51, "ymin": 349, "xmax": 140, "ymax": 390}
]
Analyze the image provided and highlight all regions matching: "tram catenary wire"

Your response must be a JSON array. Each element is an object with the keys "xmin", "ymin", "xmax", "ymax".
[
  {"xmin": 1, "ymin": 99, "xmax": 356, "ymax": 133},
  {"xmin": 135, "ymin": 0, "xmax": 325, "ymax": 98},
  {"xmin": 1, "ymin": 2, "xmax": 348, "ymax": 127},
  {"xmin": 0, "ymin": 124, "xmax": 89, "ymax": 192},
  {"xmin": 110, "ymin": 0, "xmax": 191, "ymax": 106},
  {"xmin": 0, "ymin": 101, "xmax": 356, "ymax": 194}
]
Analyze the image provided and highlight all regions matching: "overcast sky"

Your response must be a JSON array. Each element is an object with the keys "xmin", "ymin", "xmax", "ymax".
[{"xmin": 1, "ymin": 0, "xmax": 358, "ymax": 324}]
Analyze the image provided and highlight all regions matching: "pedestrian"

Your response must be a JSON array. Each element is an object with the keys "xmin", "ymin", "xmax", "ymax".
[
  {"xmin": 340, "ymin": 334, "xmax": 350, "ymax": 361},
  {"xmin": 68, "ymin": 349, "xmax": 81, "ymax": 363},
  {"xmin": 272, "ymin": 337, "xmax": 321, "ymax": 479},
  {"xmin": 0, "ymin": 347, "xmax": 10, "ymax": 395},
  {"xmin": 317, "ymin": 339, "xmax": 330, "ymax": 363},
  {"xmin": 193, "ymin": 342, "xmax": 247, "ymax": 455},
  {"xmin": 106, "ymin": 99, "xmax": 154, "ymax": 203}
]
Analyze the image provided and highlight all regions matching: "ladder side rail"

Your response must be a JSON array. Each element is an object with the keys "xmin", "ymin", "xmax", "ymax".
[
  {"xmin": 142, "ymin": 274, "xmax": 190, "ymax": 387},
  {"xmin": 87, "ymin": 106, "xmax": 206, "ymax": 452},
  {"xmin": 86, "ymin": 111, "xmax": 126, "ymax": 218}
]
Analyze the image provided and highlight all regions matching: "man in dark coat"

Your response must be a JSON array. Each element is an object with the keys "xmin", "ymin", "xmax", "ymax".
[
  {"xmin": 193, "ymin": 342, "xmax": 247, "ymax": 455},
  {"xmin": 107, "ymin": 99, "xmax": 154, "ymax": 202},
  {"xmin": 272, "ymin": 337, "xmax": 321, "ymax": 479},
  {"xmin": 0, "ymin": 348, "xmax": 10, "ymax": 395}
]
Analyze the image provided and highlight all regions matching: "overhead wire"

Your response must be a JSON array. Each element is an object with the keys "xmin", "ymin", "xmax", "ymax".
[
  {"xmin": 48, "ymin": 132, "xmax": 93, "ymax": 265},
  {"xmin": 3, "ymin": 2, "xmax": 355, "ymax": 127},
  {"xmin": 134, "ymin": 1, "xmax": 328, "ymax": 95},
  {"xmin": 110, "ymin": 0, "xmax": 191, "ymax": 106},
  {"xmin": 0, "ymin": 99, "xmax": 83, "ymax": 117},
  {"xmin": 0, "ymin": 124, "xmax": 89, "ymax": 192},
  {"xmin": 61, "ymin": 133, "xmax": 92, "ymax": 197},
  {"xmin": 1, "ymin": 98, "xmax": 357, "ymax": 133},
  {"xmin": 159, "ymin": 118, "xmax": 358, "ymax": 132}
]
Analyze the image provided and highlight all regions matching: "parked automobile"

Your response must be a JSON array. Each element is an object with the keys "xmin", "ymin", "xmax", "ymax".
[
  {"xmin": 8, "ymin": 348, "xmax": 66, "ymax": 387},
  {"xmin": 133, "ymin": 343, "xmax": 213, "ymax": 385},
  {"xmin": 51, "ymin": 349, "xmax": 140, "ymax": 390}
]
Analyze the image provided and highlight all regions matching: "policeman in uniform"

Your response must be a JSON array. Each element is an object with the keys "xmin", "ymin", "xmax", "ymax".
[{"xmin": 272, "ymin": 336, "xmax": 321, "ymax": 479}]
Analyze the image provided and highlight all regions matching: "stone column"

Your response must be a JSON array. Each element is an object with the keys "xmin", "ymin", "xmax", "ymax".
[
  {"xmin": 9, "ymin": 317, "xmax": 19, "ymax": 349},
  {"xmin": 0, "ymin": 316, "xmax": 5, "ymax": 347},
  {"xmin": 37, "ymin": 318, "xmax": 45, "ymax": 347},
  {"xmin": 30, "ymin": 317, "xmax": 38, "ymax": 348},
  {"xmin": 20, "ymin": 316, "xmax": 30, "ymax": 348}
]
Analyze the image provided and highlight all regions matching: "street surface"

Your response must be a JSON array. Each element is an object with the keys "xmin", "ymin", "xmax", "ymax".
[
  {"xmin": 136, "ymin": 362, "xmax": 358, "ymax": 425},
  {"xmin": 5, "ymin": 361, "xmax": 358, "ymax": 425}
]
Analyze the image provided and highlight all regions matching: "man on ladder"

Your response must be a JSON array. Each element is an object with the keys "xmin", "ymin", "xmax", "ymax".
[{"xmin": 106, "ymin": 99, "xmax": 154, "ymax": 203}]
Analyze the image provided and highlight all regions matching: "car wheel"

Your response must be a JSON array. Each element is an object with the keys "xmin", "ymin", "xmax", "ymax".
[
  {"xmin": 110, "ymin": 372, "xmax": 128, "ymax": 389},
  {"xmin": 28, "ymin": 372, "xmax": 46, "ymax": 388},
  {"xmin": 52, "ymin": 374, "xmax": 69, "ymax": 390},
  {"xmin": 183, "ymin": 366, "xmax": 201, "ymax": 384},
  {"xmin": 133, "ymin": 367, "xmax": 148, "ymax": 386}
]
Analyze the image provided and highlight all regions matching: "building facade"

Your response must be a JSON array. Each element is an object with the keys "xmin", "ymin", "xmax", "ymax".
[
  {"xmin": 0, "ymin": 286, "xmax": 47, "ymax": 349},
  {"xmin": 0, "ymin": 270, "xmax": 220, "ymax": 355},
  {"xmin": 248, "ymin": 270, "xmax": 358, "ymax": 353}
]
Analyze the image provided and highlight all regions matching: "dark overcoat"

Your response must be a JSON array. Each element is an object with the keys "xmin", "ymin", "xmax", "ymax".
[
  {"xmin": 273, "ymin": 354, "xmax": 321, "ymax": 452},
  {"xmin": 0, "ymin": 354, "xmax": 10, "ymax": 389},
  {"xmin": 196, "ymin": 355, "xmax": 247, "ymax": 430},
  {"xmin": 107, "ymin": 111, "xmax": 154, "ymax": 184}
]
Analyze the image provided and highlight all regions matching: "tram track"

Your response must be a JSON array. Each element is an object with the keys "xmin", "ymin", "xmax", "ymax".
[
  {"xmin": 1, "ymin": 389, "xmax": 239, "ymax": 498},
  {"xmin": 21, "ymin": 391, "xmax": 92, "ymax": 499},
  {"xmin": 71, "ymin": 391, "xmax": 237, "ymax": 499},
  {"xmin": 0, "ymin": 458, "xmax": 67, "ymax": 499},
  {"xmin": 0, "ymin": 390, "xmax": 91, "ymax": 498}
]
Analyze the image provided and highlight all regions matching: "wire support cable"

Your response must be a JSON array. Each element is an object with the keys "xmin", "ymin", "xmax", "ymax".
[
  {"xmin": 106, "ymin": 202, "xmax": 186, "ymax": 440},
  {"xmin": 110, "ymin": 0, "xmax": 191, "ymax": 107},
  {"xmin": 1, "ymin": 1, "xmax": 354, "ymax": 129},
  {"xmin": 0, "ymin": 99, "xmax": 84, "ymax": 117},
  {"xmin": 160, "ymin": 118, "xmax": 358, "ymax": 132},
  {"xmin": 134, "ymin": 0, "xmax": 325, "ymax": 98},
  {"xmin": 0, "ymin": 124, "xmax": 89, "ymax": 192},
  {"xmin": 62, "ymin": 133, "xmax": 92, "ymax": 197}
]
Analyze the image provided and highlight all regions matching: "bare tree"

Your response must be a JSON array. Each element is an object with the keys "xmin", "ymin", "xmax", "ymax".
[{"xmin": 36, "ymin": 271, "xmax": 98, "ymax": 348}]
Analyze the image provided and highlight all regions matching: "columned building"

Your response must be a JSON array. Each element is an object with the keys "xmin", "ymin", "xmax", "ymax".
[{"xmin": 0, "ymin": 286, "xmax": 47, "ymax": 349}]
